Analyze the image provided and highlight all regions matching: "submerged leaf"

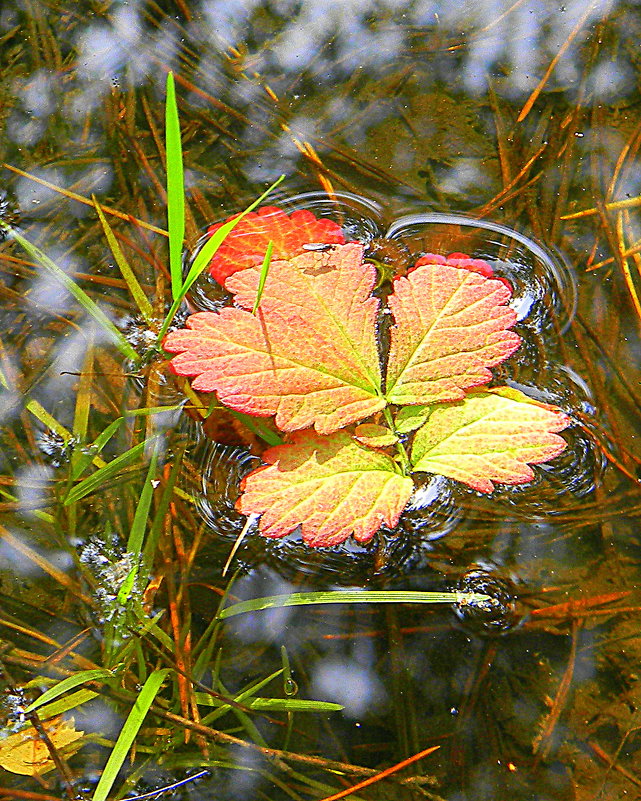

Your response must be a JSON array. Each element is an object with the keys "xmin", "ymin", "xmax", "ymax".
[
  {"xmin": 386, "ymin": 263, "xmax": 521, "ymax": 406},
  {"xmin": 206, "ymin": 206, "xmax": 345, "ymax": 285},
  {"xmin": 0, "ymin": 717, "xmax": 83, "ymax": 775},
  {"xmin": 410, "ymin": 387, "xmax": 570, "ymax": 493},
  {"xmin": 164, "ymin": 244, "xmax": 385, "ymax": 434},
  {"xmin": 238, "ymin": 430, "xmax": 414, "ymax": 547}
]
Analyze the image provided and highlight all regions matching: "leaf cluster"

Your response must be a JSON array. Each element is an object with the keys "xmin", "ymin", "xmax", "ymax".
[{"xmin": 165, "ymin": 231, "xmax": 570, "ymax": 547}]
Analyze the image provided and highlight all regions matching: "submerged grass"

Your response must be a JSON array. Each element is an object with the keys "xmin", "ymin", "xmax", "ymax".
[{"xmin": 2, "ymin": 6, "xmax": 641, "ymax": 801}]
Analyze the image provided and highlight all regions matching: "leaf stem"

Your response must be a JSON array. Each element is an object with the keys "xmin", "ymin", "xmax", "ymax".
[{"xmin": 382, "ymin": 406, "xmax": 412, "ymax": 474}]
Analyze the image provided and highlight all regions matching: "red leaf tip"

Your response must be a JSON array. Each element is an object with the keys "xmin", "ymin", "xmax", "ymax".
[{"xmin": 206, "ymin": 205, "xmax": 346, "ymax": 285}]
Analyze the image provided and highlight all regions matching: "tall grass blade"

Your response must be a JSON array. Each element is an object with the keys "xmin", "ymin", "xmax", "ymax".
[
  {"xmin": 157, "ymin": 174, "xmax": 285, "ymax": 341},
  {"xmin": 218, "ymin": 590, "xmax": 492, "ymax": 619},
  {"xmin": 93, "ymin": 196, "xmax": 154, "ymax": 322},
  {"xmin": 165, "ymin": 72, "xmax": 185, "ymax": 302},
  {"xmin": 92, "ymin": 668, "xmax": 170, "ymax": 801},
  {"xmin": 252, "ymin": 241, "xmax": 273, "ymax": 314},
  {"xmin": 4, "ymin": 226, "xmax": 138, "ymax": 361}
]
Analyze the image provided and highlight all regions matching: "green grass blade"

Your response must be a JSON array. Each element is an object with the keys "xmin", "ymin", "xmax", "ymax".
[
  {"xmin": 218, "ymin": 590, "xmax": 492, "ymax": 619},
  {"xmin": 165, "ymin": 72, "xmax": 185, "ymax": 301},
  {"xmin": 26, "ymin": 399, "xmax": 74, "ymax": 442},
  {"xmin": 35, "ymin": 689, "xmax": 99, "ymax": 720},
  {"xmin": 116, "ymin": 443, "xmax": 160, "ymax": 604},
  {"xmin": 157, "ymin": 175, "xmax": 285, "ymax": 341},
  {"xmin": 25, "ymin": 669, "xmax": 113, "ymax": 713},
  {"xmin": 93, "ymin": 196, "xmax": 154, "ymax": 322},
  {"xmin": 5, "ymin": 226, "xmax": 138, "ymax": 361},
  {"xmin": 194, "ymin": 695, "xmax": 342, "ymax": 712},
  {"xmin": 252, "ymin": 241, "xmax": 273, "ymax": 314},
  {"xmin": 64, "ymin": 437, "xmax": 157, "ymax": 506},
  {"xmin": 70, "ymin": 418, "xmax": 123, "ymax": 481},
  {"xmin": 92, "ymin": 668, "xmax": 170, "ymax": 801}
]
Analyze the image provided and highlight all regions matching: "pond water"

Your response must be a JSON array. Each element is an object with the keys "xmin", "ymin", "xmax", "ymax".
[{"xmin": 2, "ymin": 1, "xmax": 641, "ymax": 799}]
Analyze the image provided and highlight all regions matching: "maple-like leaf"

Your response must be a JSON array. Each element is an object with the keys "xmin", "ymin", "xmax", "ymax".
[
  {"xmin": 410, "ymin": 387, "xmax": 570, "ymax": 493},
  {"xmin": 206, "ymin": 206, "xmax": 345, "ymax": 285},
  {"xmin": 238, "ymin": 430, "xmax": 414, "ymax": 546},
  {"xmin": 385, "ymin": 263, "xmax": 521, "ymax": 406},
  {"xmin": 164, "ymin": 244, "xmax": 385, "ymax": 434}
]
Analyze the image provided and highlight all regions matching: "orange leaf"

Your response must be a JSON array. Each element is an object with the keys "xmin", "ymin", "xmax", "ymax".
[
  {"xmin": 164, "ymin": 244, "xmax": 385, "ymax": 434},
  {"xmin": 206, "ymin": 206, "xmax": 345, "ymax": 284},
  {"xmin": 410, "ymin": 387, "xmax": 570, "ymax": 492},
  {"xmin": 386, "ymin": 263, "xmax": 521, "ymax": 406},
  {"xmin": 238, "ymin": 430, "xmax": 414, "ymax": 546}
]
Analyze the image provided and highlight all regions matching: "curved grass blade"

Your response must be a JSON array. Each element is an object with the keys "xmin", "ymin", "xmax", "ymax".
[
  {"xmin": 93, "ymin": 196, "xmax": 154, "ymax": 323},
  {"xmin": 36, "ymin": 689, "xmax": 99, "ymax": 720},
  {"xmin": 165, "ymin": 72, "xmax": 185, "ymax": 302},
  {"xmin": 157, "ymin": 175, "xmax": 285, "ymax": 341},
  {"xmin": 218, "ymin": 590, "xmax": 492, "ymax": 619},
  {"xmin": 92, "ymin": 668, "xmax": 170, "ymax": 801},
  {"xmin": 3, "ymin": 225, "xmax": 138, "ymax": 361},
  {"xmin": 25, "ymin": 669, "xmax": 114, "ymax": 713}
]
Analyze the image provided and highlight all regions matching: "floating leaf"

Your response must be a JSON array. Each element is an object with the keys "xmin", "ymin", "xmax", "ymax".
[
  {"xmin": 385, "ymin": 263, "xmax": 521, "ymax": 406},
  {"xmin": 164, "ymin": 244, "xmax": 385, "ymax": 434},
  {"xmin": 206, "ymin": 206, "xmax": 345, "ymax": 285},
  {"xmin": 413, "ymin": 251, "xmax": 495, "ymax": 278},
  {"xmin": 0, "ymin": 717, "xmax": 83, "ymax": 775},
  {"xmin": 410, "ymin": 387, "xmax": 570, "ymax": 493},
  {"xmin": 238, "ymin": 430, "xmax": 414, "ymax": 546}
]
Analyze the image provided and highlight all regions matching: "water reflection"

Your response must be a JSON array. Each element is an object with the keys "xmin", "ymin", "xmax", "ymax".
[{"xmin": 1, "ymin": 0, "xmax": 641, "ymax": 799}]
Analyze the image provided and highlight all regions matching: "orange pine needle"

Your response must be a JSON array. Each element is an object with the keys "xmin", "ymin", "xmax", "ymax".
[
  {"xmin": 314, "ymin": 745, "xmax": 440, "ymax": 801},
  {"xmin": 517, "ymin": 0, "xmax": 600, "ymax": 123}
]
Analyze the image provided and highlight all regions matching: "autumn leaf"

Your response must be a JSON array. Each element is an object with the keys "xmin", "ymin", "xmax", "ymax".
[
  {"xmin": 413, "ymin": 251, "xmax": 495, "ymax": 278},
  {"xmin": 206, "ymin": 206, "xmax": 345, "ymax": 285},
  {"xmin": 385, "ymin": 263, "xmax": 521, "ymax": 406},
  {"xmin": 238, "ymin": 430, "xmax": 414, "ymax": 546},
  {"xmin": 0, "ymin": 716, "xmax": 84, "ymax": 775},
  {"xmin": 410, "ymin": 387, "xmax": 570, "ymax": 493},
  {"xmin": 164, "ymin": 244, "xmax": 385, "ymax": 434},
  {"xmin": 353, "ymin": 423, "xmax": 398, "ymax": 448}
]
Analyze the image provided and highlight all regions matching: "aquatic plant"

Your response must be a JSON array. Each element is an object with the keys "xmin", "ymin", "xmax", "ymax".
[{"xmin": 164, "ymin": 223, "xmax": 570, "ymax": 547}]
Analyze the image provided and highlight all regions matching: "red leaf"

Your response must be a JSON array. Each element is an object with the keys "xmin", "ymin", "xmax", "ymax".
[
  {"xmin": 413, "ymin": 252, "xmax": 495, "ymax": 278},
  {"xmin": 410, "ymin": 387, "xmax": 570, "ymax": 493},
  {"xmin": 385, "ymin": 263, "xmax": 521, "ymax": 406},
  {"xmin": 164, "ymin": 244, "xmax": 385, "ymax": 434},
  {"xmin": 206, "ymin": 206, "xmax": 345, "ymax": 285},
  {"xmin": 238, "ymin": 430, "xmax": 414, "ymax": 546}
]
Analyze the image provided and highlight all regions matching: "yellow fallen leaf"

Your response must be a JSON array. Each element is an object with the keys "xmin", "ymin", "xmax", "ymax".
[{"xmin": 0, "ymin": 716, "xmax": 84, "ymax": 776}]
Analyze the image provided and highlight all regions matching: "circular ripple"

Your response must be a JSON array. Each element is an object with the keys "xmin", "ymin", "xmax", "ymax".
[
  {"xmin": 455, "ymin": 565, "xmax": 520, "ymax": 635},
  {"xmin": 385, "ymin": 212, "xmax": 578, "ymax": 335}
]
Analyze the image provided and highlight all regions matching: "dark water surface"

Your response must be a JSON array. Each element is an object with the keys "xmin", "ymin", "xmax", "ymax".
[{"xmin": 2, "ymin": 1, "xmax": 641, "ymax": 799}]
